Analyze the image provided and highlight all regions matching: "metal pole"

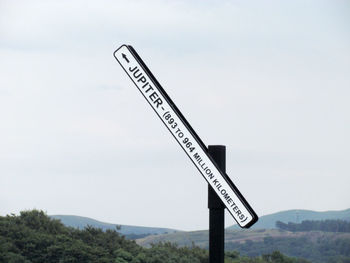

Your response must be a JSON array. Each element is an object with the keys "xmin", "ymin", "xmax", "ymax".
[{"xmin": 208, "ymin": 145, "xmax": 225, "ymax": 263}]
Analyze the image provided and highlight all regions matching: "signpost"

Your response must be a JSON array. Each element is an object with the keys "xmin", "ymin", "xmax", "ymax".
[
  {"xmin": 208, "ymin": 145, "xmax": 226, "ymax": 263},
  {"xmin": 113, "ymin": 44, "xmax": 258, "ymax": 229}
]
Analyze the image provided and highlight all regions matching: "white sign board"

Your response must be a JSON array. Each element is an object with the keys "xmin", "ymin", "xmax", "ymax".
[{"xmin": 114, "ymin": 45, "xmax": 257, "ymax": 228}]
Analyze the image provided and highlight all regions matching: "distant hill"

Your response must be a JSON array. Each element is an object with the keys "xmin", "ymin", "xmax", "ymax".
[
  {"xmin": 228, "ymin": 208, "xmax": 350, "ymax": 229},
  {"xmin": 50, "ymin": 215, "xmax": 180, "ymax": 237},
  {"xmin": 136, "ymin": 228, "xmax": 350, "ymax": 262},
  {"xmin": 136, "ymin": 228, "xmax": 350, "ymax": 248},
  {"xmin": 50, "ymin": 209, "xmax": 350, "ymax": 236},
  {"xmin": 136, "ymin": 208, "xmax": 350, "ymax": 262}
]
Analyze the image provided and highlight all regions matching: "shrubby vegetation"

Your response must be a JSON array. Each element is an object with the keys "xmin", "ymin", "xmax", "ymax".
[
  {"xmin": 276, "ymin": 219, "xmax": 350, "ymax": 233},
  {"xmin": 0, "ymin": 210, "xmax": 308, "ymax": 263}
]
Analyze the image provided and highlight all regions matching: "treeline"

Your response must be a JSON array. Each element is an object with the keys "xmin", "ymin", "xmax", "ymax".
[
  {"xmin": 0, "ymin": 210, "xmax": 308, "ymax": 263},
  {"xmin": 275, "ymin": 219, "xmax": 350, "ymax": 233}
]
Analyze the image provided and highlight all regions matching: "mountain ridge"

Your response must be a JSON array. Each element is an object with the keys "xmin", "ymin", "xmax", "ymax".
[
  {"xmin": 50, "ymin": 208, "xmax": 350, "ymax": 236},
  {"xmin": 50, "ymin": 215, "xmax": 180, "ymax": 236}
]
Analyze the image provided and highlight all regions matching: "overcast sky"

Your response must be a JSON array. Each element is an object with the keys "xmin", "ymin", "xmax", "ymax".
[{"xmin": 1, "ymin": 0, "xmax": 349, "ymax": 231}]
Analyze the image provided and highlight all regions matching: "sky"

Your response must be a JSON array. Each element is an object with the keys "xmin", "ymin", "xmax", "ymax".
[{"xmin": 0, "ymin": 0, "xmax": 349, "ymax": 231}]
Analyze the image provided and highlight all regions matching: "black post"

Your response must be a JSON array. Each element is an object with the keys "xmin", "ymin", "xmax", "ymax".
[{"xmin": 208, "ymin": 145, "xmax": 225, "ymax": 263}]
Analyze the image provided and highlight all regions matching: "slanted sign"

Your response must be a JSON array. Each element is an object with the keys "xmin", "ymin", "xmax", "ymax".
[{"xmin": 114, "ymin": 45, "xmax": 258, "ymax": 228}]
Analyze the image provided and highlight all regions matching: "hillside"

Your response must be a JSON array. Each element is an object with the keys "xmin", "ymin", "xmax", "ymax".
[
  {"xmin": 50, "ymin": 215, "xmax": 179, "ymax": 236},
  {"xmin": 0, "ymin": 210, "xmax": 308, "ymax": 263},
  {"xmin": 229, "ymin": 208, "xmax": 350, "ymax": 229},
  {"xmin": 136, "ymin": 229, "xmax": 350, "ymax": 262},
  {"xmin": 136, "ymin": 228, "xmax": 350, "ymax": 248}
]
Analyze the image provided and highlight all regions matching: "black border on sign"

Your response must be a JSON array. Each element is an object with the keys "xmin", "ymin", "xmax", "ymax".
[{"xmin": 113, "ymin": 45, "xmax": 258, "ymax": 228}]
